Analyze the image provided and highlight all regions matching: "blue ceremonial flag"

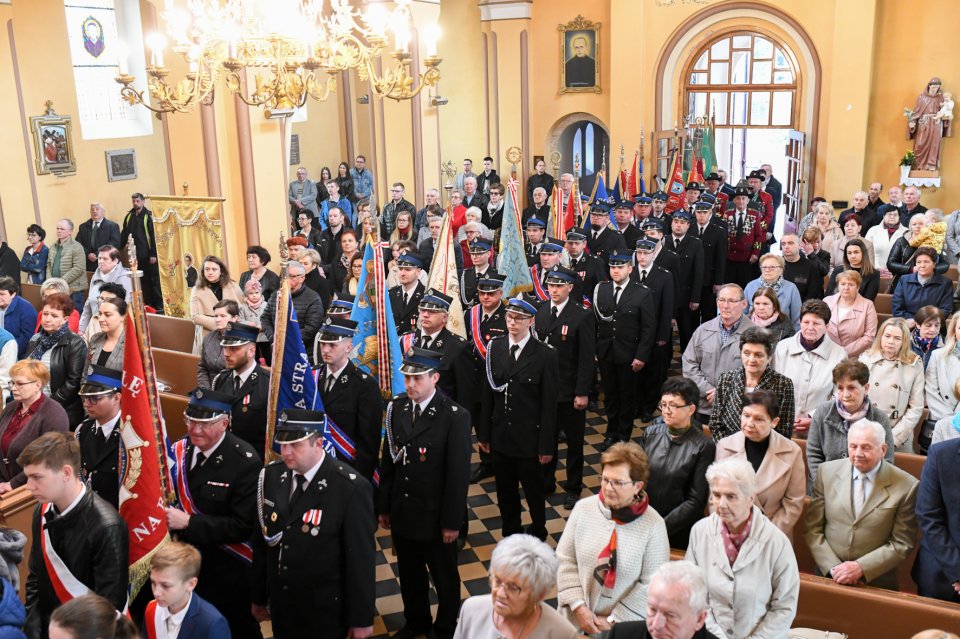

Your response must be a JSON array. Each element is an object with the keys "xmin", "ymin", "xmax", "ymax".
[
  {"xmin": 638, "ymin": 157, "xmax": 646, "ymax": 198},
  {"xmin": 610, "ymin": 172, "xmax": 622, "ymax": 205},
  {"xmin": 350, "ymin": 240, "xmax": 405, "ymax": 399},
  {"xmin": 498, "ymin": 180, "xmax": 534, "ymax": 298}
]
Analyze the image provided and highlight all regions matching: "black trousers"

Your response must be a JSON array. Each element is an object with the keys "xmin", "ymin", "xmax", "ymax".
[
  {"xmin": 493, "ymin": 453, "xmax": 547, "ymax": 540},
  {"xmin": 470, "ymin": 401, "xmax": 493, "ymax": 470},
  {"xmin": 197, "ymin": 560, "xmax": 263, "ymax": 639},
  {"xmin": 392, "ymin": 533, "xmax": 462, "ymax": 639},
  {"xmin": 675, "ymin": 306, "xmax": 699, "ymax": 354},
  {"xmin": 725, "ymin": 260, "xmax": 759, "ymax": 288},
  {"xmin": 598, "ymin": 359, "xmax": 638, "ymax": 441},
  {"xmin": 142, "ymin": 260, "xmax": 164, "ymax": 311},
  {"xmin": 637, "ymin": 342, "xmax": 671, "ymax": 416},
  {"xmin": 543, "ymin": 402, "xmax": 586, "ymax": 493},
  {"xmin": 698, "ymin": 285, "xmax": 718, "ymax": 326}
]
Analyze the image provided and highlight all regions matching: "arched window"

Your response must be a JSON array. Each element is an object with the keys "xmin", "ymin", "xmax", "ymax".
[
  {"xmin": 685, "ymin": 32, "xmax": 798, "ymax": 128},
  {"xmin": 584, "ymin": 123, "xmax": 595, "ymax": 174}
]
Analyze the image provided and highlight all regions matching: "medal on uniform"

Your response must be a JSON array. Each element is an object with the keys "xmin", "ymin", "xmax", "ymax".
[
  {"xmin": 271, "ymin": 512, "xmax": 277, "ymax": 522},
  {"xmin": 419, "ymin": 447, "xmax": 427, "ymax": 462},
  {"xmin": 561, "ymin": 325, "xmax": 569, "ymax": 341},
  {"xmin": 302, "ymin": 508, "xmax": 322, "ymax": 534},
  {"xmin": 242, "ymin": 394, "xmax": 250, "ymax": 413},
  {"xmin": 301, "ymin": 524, "xmax": 310, "ymax": 533},
  {"xmin": 311, "ymin": 528, "xmax": 319, "ymax": 536}
]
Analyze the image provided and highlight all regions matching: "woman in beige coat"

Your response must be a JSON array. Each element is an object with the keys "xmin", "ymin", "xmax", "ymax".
[
  {"xmin": 824, "ymin": 270, "xmax": 878, "ymax": 357},
  {"xmin": 859, "ymin": 317, "xmax": 926, "ymax": 453},
  {"xmin": 189, "ymin": 255, "xmax": 243, "ymax": 354},
  {"xmin": 813, "ymin": 202, "xmax": 844, "ymax": 274},
  {"xmin": 715, "ymin": 391, "xmax": 806, "ymax": 536}
]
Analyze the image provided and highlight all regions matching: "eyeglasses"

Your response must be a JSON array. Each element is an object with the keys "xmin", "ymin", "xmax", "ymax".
[
  {"xmin": 5, "ymin": 380, "xmax": 40, "ymax": 390},
  {"xmin": 658, "ymin": 401, "xmax": 693, "ymax": 412},
  {"xmin": 717, "ymin": 297, "xmax": 744, "ymax": 305},
  {"xmin": 488, "ymin": 575, "xmax": 523, "ymax": 596},
  {"xmin": 81, "ymin": 394, "xmax": 116, "ymax": 404},
  {"xmin": 759, "ymin": 265, "xmax": 782, "ymax": 271},
  {"xmin": 599, "ymin": 477, "xmax": 636, "ymax": 490}
]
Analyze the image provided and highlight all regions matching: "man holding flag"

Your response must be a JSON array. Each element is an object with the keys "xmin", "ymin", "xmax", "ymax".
[
  {"xmin": 316, "ymin": 316, "xmax": 384, "ymax": 483},
  {"xmin": 22, "ymin": 431, "xmax": 129, "ymax": 638},
  {"xmin": 165, "ymin": 387, "xmax": 263, "ymax": 639}
]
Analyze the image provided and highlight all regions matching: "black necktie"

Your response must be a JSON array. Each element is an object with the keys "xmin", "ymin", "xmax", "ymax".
[
  {"xmin": 674, "ymin": 237, "xmax": 680, "ymax": 251},
  {"xmin": 326, "ymin": 374, "xmax": 336, "ymax": 394},
  {"xmin": 614, "ymin": 285, "xmax": 623, "ymax": 305},
  {"xmin": 91, "ymin": 222, "xmax": 99, "ymax": 248},
  {"xmin": 413, "ymin": 404, "xmax": 422, "ymax": 421},
  {"xmin": 640, "ymin": 270, "xmax": 647, "ymax": 284},
  {"xmin": 551, "ymin": 306, "xmax": 558, "ymax": 322},
  {"xmin": 402, "ymin": 291, "xmax": 409, "ymax": 307},
  {"xmin": 422, "ymin": 335, "xmax": 433, "ymax": 350},
  {"xmin": 290, "ymin": 474, "xmax": 307, "ymax": 505},
  {"xmin": 736, "ymin": 212, "xmax": 745, "ymax": 238},
  {"xmin": 510, "ymin": 344, "xmax": 520, "ymax": 361},
  {"xmin": 592, "ymin": 231, "xmax": 599, "ymax": 240},
  {"xmin": 194, "ymin": 452, "xmax": 206, "ymax": 469},
  {"xmin": 699, "ymin": 226, "xmax": 705, "ymax": 237},
  {"xmin": 233, "ymin": 375, "xmax": 241, "ymax": 393}
]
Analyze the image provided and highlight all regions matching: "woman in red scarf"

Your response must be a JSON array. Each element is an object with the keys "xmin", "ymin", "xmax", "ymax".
[{"xmin": 555, "ymin": 442, "xmax": 669, "ymax": 634}]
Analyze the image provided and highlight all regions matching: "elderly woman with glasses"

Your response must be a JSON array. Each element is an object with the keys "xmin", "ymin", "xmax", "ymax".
[
  {"xmin": 0, "ymin": 360, "xmax": 69, "ymax": 494},
  {"xmin": 556, "ymin": 442, "xmax": 669, "ymax": 632},
  {"xmin": 711, "ymin": 327, "xmax": 795, "ymax": 441},
  {"xmin": 685, "ymin": 458, "xmax": 800, "ymax": 639},
  {"xmin": 638, "ymin": 377, "xmax": 715, "ymax": 550},
  {"xmin": 744, "ymin": 254, "xmax": 802, "ymax": 330},
  {"xmin": 454, "ymin": 535, "xmax": 578, "ymax": 639}
]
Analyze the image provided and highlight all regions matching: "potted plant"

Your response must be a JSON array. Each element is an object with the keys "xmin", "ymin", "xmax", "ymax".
[{"xmin": 899, "ymin": 150, "xmax": 915, "ymax": 183}]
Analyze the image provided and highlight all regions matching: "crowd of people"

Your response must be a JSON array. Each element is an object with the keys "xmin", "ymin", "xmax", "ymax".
[{"xmin": 0, "ymin": 158, "xmax": 957, "ymax": 639}]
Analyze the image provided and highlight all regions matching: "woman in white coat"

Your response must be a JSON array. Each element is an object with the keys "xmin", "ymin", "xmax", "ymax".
[
  {"xmin": 685, "ymin": 458, "xmax": 799, "ymax": 639},
  {"xmin": 859, "ymin": 317, "xmax": 926, "ymax": 453},
  {"xmin": 925, "ymin": 313, "xmax": 960, "ymax": 423},
  {"xmin": 864, "ymin": 207, "xmax": 906, "ymax": 275}
]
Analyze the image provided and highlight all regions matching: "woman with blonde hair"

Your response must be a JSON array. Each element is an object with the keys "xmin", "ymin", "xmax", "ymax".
[
  {"xmin": 859, "ymin": 317, "xmax": 926, "ymax": 452},
  {"xmin": 813, "ymin": 202, "xmax": 844, "ymax": 273},
  {"xmin": 388, "ymin": 210, "xmax": 416, "ymax": 245},
  {"xmin": 926, "ymin": 312, "xmax": 960, "ymax": 424},
  {"xmin": 824, "ymin": 269, "xmax": 878, "ymax": 357}
]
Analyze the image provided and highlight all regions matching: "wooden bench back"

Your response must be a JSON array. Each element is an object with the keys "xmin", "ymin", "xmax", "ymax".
[
  {"xmin": 21, "ymin": 283, "xmax": 42, "ymax": 312},
  {"xmin": 152, "ymin": 348, "xmax": 200, "ymax": 395},
  {"xmin": 147, "ymin": 314, "xmax": 195, "ymax": 353},
  {"xmin": 160, "ymin": 392, "xmax": 189, "ymax": 442}
]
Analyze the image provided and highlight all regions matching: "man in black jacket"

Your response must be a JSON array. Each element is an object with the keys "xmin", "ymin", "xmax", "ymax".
[
  {"xmin": 120, "ymin": 193, "xmax": 162, "ymax": 310},
  {"xmin": 693, "ymin": 201, "xmax": 728, "ymax": 323},
  {"xmin": 666, "ymin": 211, "xmax": 704, "ymax": 353},
  {"xmin": 379, "ymin": 348, "xmax": 471, "ymax": 639},
  {"xmin": 314, "ymin": 316, "xmax": 383, "ymax": 483},
  {"xmin": 566, "ymin": 231, "xmax": 604, "ymax": 306},
  {"xmin": 76, "ymin": 203, "xmax": 122, "ymax": 272},
  {"xmin": 587, "ymin": 202, "xmax": 627, "ymax": 266},
  {"xmin": 260, "ymin": 261, "xmax": 325, "ymax": 364},
  {"xmin": 212, "ymin": 322, "xmax": 271, "ymax": 459},
  {"xmin": 595, "ymin": 252, "xmax": 656, "ymax": 449},
  {"xmin": 535, "ymin": 266, "xmax": 596, "ymax": 509},
  {"xmin": 388, "ymin": 253, "xmax": 426, "ymax": 335},
  {"xmin": 613, "ymin": 201, "xmax": 643, "ymax": 250},
  {"xmin": 524, "ymin": 217, "xmax": 547, "ymax": 266},
  {"xmin": 22, "ymin": 432, "xmax": 128, "ymax": 639},
  {"xmin": 252, "ymin": 409, "xmax": 376, "ymax": 639},
  {"xmin": 632, "ymin": 239, "xmax": 676, "ymax": 423},
  {"xmin": 460, "ymin": 237, "xmax": 498, "ymax": 308},
  {"xmin": 479, "ymin": 295, "xmax": 558, "ymax": 540},
  {"xmin": 75, "ymin": 366, "xmax": 123, "ymax": 509},
  {"xmin": 522, "ymin": 187, "xmax": 551, "ymax": 225},
  {"xmin": 781, "ymin": 233, "xmax": 824, "ymax": 301},
  {"xmin": 476, "ymin": 156, "xmax": 501, "ymax": 195},
  {"xmin": 526, "ymin": 158, "xmax": 554, "ymax": 205},
  {"xmin": 166, "ymin": 387, "xmax": 263, "ymax": 639}
]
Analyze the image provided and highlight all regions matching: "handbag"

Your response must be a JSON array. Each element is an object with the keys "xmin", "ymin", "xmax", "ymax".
[
  {"xmin": 918, "ymin": 418, "xmax": 937, "ymax": 455},
  {"xmin": 789, "ymin": 629, "xmax": 848, "ymax": 639}
]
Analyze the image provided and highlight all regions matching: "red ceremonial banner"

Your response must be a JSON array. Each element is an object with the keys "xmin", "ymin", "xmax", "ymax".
[{"xmin": 119, "ymin": 313, "xmax": 171, "ymax": 596}]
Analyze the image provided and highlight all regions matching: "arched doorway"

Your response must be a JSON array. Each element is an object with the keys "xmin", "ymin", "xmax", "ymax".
[{"xmin": 547, "ymin": 113, "xmax": 610, "ymax": 197}]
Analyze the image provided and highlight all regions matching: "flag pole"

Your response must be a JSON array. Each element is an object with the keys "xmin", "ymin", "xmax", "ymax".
[
  {"xmin": 264, "ymin": 233, "xmax": 290, "ymax": 463},
  {"xmin": 125, "ymin": 236, "xmax": 175, "ymax": 507},
  {"xmin": 573, "ymin": 153, "xmax": 583, "ymax": 228}
]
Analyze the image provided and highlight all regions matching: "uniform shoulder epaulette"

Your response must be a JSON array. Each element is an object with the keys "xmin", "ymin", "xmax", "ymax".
[
  {"xmin": 390, "ymin": 392, "xmax": 409, "ymax": 402},
  {"xmin": 229, "ymin": 437, "xmax": 259, "ymax": 461},
  {"xmin": 265, "ymin": 459, "xmax": 285, "ymax": 470},
  {"xmin": 360, "ymin": 372, "xmax": 370, "ymax": 380},
  {"xmin": 333, "ymin": 462, "xmax": 360, "ymax": 481},
  {"xmin": 488, "ymin": 334, "xmax": 507, "ymax": 342}
]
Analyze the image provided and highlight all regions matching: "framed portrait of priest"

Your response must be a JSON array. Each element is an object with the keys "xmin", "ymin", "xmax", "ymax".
[{"xmin": 559, "ymin": 15, "xmax": 600, "ymax": 94}]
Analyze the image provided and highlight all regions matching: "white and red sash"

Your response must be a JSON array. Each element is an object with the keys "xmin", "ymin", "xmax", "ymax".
[
  {"xmin": 144, "ymin": 600, "xmax": 161, "ymax": 639},
  {"xmin": 400, "ymin": 332, "xmax": 416, "ymax": 353},
  {"xmin": 172, "ymin": 441, "xmax": 253, "ymax": 564},
  {"xmin": 469, "ymin": 305, "xmax": 489, "ymax": 358},
  {"xmin": 39, "ymin": 503, "xmax": 91, "ymax": 604},
  {"xmin": 530, "ymin": 265, "xmax": 548, "ymax": 301}
]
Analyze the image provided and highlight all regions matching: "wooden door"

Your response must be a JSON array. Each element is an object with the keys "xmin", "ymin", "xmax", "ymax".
[{"xmin": 782, "ymin": 129, "xmax": 805, "ymax": 226}]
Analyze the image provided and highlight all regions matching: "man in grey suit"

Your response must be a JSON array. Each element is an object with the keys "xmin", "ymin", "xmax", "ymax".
[
  {"xmin": 76, "ymin": 202, "xmax": 121, "ymax": 273},
  {"xmin": 804, "ymin": 419, "xmax": 919, "ymax": 590},
  {"xmin": 288, "ymin": 167, "xmax": 320, "ymax": 225}
]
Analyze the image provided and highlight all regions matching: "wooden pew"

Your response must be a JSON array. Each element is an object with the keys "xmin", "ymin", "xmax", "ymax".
[
  {"xmin": 878, "ymin": 276, "xmax": 893, "ymax": 295},
  {"xmin": 21, "ymin": 283, "xmax": 42, "ymax": 312},
  {"xmin": 152, "ymin": 348, "xmax": 200, "ymax": 395},
  {"xmin": 875, "ymin": 293, "xmax": 892, "ymax": 315},
  {"xmin": 894, "ymin": 452, "xmax": 926, "ymax": 482},
  {"xmin": 160, "ymin": 392, "xmax": 189, "ymax": 442},
  {"xmin": 794, "ymin": 574, "xmax": 960, "ymax": 639},
  {"xmin": 147, "ymin": 314, "xmax": 196, "ymax": 353},
  {"xmin": 0, "ymin": 487, "xmax": 37, "ymax": 602}
]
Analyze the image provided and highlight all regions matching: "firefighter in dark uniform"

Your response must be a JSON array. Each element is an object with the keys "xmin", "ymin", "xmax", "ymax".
[
  {"xmin": 252, "ymin": 409, "xmax": 376, "ymax": 639},
  {"xmin": 523, "ymin": 217, "xmax": 547, "ymax": 267},
  {"xmin": 464, "ymin": 274, "xmax": 507, "ymax": 484},
  {"xmin": 693, "ymin": 200, "xmax": 729, "ymax": 324},
  {"xmin": 594, "ymin": 251, "xmax": 656, "ymax": 450},
  {"xmin": 401, "ymin": 289, "xmax": 476, "ymax": 411},
  {"xmin": 633, "ymin": 239, "xmax": 676, "ymax": 422},
  {"xmin": 315, "ymin": 316, "xmax": 383, "ymax": 482},
  {"xmin": 74, "ymin": 365, "xmax": 122, "ymax": 509},
  {"xmin": 665, "ymin": 210, "xmax": 705, "ymax": 353},
  {"xmin": 530, "ymin": 239, "xmax": 564, "ymax": 304},
  {"xmin": 165, "ymin": 387, "xmax": 263, "ymax": 639},
  {"xmin": 378, "ymin": 348, "xmax": 472, "ymax": 639},
  {"xmin": 722, "ymin": 184, "xmax": 764, "ymax": 287},
  {"xmin": 460, "ymin": 237, "xmax": 498, "ymax": 308},
  {"xmin": 641, "ymin": 218, "xmax": 681, "ymax": 296},
  {"xmin": 650, "ymin": 190, "xmax": 673, "ymax": 229},
  {"xmin": 586, "ymin": 202, "xmax": 627, "ymax": 266},
  {"xmin": 388, "ymin": 253, "xmax": 426, "ymax": 334},
  {"xmin": 534, "ymin": 266, "xmax": 596, "ymax": 510},
  {"xmin": 613, "ymin": 201, "xmax": 643, "ymax": 249},
  {"xmin": 478, "ymin": 295, "xmax": 559, "ymax": 540},
  {"xmin": 211, "ymin": 322, "xmax": 270, "ymax": 460},
  {"xmin": 565, "ymin": 231, "xmax": 604, "ymax": 306},
  {"xmin": 327, "ymin": 296, "xmax": 354, "ymax": 317}
]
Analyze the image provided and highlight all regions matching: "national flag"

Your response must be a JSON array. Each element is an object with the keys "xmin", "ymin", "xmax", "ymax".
[
  {"xmin": 610, "ymin": 172, "xmax": 622, "ymax": 205},
  {"xmin": 664, "ymin": 148, "xmax": 687, "ymax": 213},
  {"xmin": 119, "ymin": 310, "xmax": 173, "ymax": 599},
  {"xmin": 264, "ymin": 280, "xmax": 323, "ymax": 460},
  {"xmin": 350, "ymin": 240, "xmax": 405, "ymax": 399},
  {"xmin": 688, "ymin": 148, "xmax": 705, "ymax": 185},
  {"xmin": 426, "ymin": 211, "xmax": 466, "ymax": 337},
  {"xmin": 498, "ymin": 179, "xmax": 534, "ymax": 297},
  {"xmin": 702, "ymin": 114, "xmax": 717, "ymax": 175},
  {"xmin": 629, "ymin": 151, "xmax": 644, "ymax": 198}
]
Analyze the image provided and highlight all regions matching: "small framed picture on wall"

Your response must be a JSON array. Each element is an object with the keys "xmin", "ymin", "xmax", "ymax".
[{"xmin": 105, "ymin": 148, "xmax": 137, "ymax": 181}]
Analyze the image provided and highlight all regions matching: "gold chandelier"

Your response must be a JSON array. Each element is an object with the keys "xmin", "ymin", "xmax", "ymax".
[{"xmin": 116, "ymin": 0, "xmax": 443, "ymax": 114}]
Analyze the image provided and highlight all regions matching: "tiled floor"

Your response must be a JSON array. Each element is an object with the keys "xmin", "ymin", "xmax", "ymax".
[{"xmin": 371, "ymin": 411, "xmax": 619, "ymax": 638}]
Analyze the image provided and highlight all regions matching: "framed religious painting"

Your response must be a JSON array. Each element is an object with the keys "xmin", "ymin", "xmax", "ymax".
[
  {"xmin": 105, "ymin": 148, "xmax": 137, "ymax": 181},
  {"xmin": 559, "ymin": 15, "xmax": 601, "ymax": 95},
  {"xmin": 30, "ymin": 101, "xmax": 77, "ymax": 176}
]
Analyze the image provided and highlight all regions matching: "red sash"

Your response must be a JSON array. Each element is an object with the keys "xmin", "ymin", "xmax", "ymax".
[
  {"xmin": 470, "ymin": 305, "xmax": 489, "ymax": 358},
  {"xmin": 172, "ymin": 441, "xmax": 253, "ymax": 564},
  {"xmin": 530, "ymin": 265, "xmax": 548, "ymax": 301},
  {"xmin": 39, "ymin": 503, "xmax": 90, "ymax": 604},
  {"xmin": 400, "ymin": 332, "xmax": 416, "ymax": 352},
  {"xmin": 144, "ymin": 600, "xmax": 160, "ymax": 639}
]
